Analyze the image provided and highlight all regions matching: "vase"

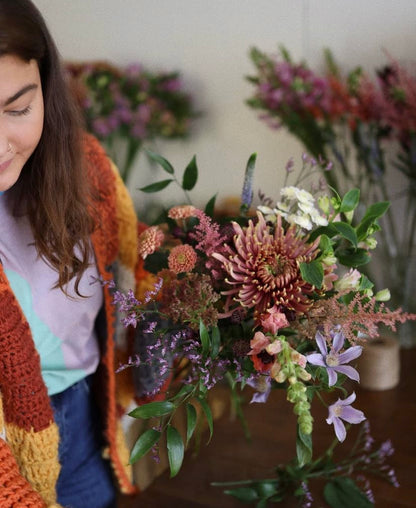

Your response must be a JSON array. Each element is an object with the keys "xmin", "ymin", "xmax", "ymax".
[{"xmin": 357, "ymin": 336, "xmax": 400, "ymax": 390}]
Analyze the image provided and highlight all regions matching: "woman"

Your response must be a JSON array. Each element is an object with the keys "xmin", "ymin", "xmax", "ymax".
[{"xmin": 0, "ymin": 1, "xmax": 155, "ymax": 506}]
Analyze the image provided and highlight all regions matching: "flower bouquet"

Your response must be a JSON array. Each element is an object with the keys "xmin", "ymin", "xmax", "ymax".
[
  {"xmin": 112, "ymin": 151, "xmax": 414, "ymax": 506},
  {"xmin": 65, "ymin": 61, "xmax": 196, "ymax": 183},
  {"xmin": 246, "ymin": 47, "xmax": 416, "ymax": 345}
]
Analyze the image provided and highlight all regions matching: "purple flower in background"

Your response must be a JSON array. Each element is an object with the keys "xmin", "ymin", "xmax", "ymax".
[
  {"xmin": 307, "ymin": 329, "xmax": 362, "ymax": 386},
  {"xmin": 327, "ymin": 392, "xmax": 366, "ymax": 442}
]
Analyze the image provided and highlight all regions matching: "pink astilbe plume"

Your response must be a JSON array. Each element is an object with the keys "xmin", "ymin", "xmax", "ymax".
[
  {"xmin": 189, "ymin": 209, "xmax": 226, "ymax": 256},
  {"xmin": 297, "ymin": 292, "xmax": 416, "ymax": 343}
]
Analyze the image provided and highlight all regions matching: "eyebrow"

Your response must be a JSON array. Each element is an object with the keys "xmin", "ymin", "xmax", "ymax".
[{"xmin": 3, "ymin": 84, "xmax": 38, "ymax": 107}]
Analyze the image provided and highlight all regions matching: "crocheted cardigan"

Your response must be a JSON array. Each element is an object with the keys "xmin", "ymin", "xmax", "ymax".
[{"xmin": 0, "ymin": 135, "xmax": 155, "ymax": 507}]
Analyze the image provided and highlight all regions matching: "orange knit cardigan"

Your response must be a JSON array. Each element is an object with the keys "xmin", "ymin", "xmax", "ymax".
[{"xmin": 0, "ymin": 135, "xmax": 154, "ymax": 507}]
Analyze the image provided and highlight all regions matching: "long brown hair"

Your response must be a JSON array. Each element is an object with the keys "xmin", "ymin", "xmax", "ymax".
[{"xmin": 0, "ymin": 0, "xmax": 95, "ymax": 295}]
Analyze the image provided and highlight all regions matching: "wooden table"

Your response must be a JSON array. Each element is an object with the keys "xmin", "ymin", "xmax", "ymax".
[{"xmin": 118, "ymin": 348, "xmax": 416, "ymax": 507}]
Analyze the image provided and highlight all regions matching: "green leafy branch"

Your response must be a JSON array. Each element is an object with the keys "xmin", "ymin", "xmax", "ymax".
[{"xmin": 300, "ymin": 188, "xmax": 389, "ymax": 289}]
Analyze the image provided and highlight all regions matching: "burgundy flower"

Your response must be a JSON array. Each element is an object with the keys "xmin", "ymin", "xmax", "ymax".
[{"xmin": 212, "ymin": 212, "xmax": 320, "ymax": 317}]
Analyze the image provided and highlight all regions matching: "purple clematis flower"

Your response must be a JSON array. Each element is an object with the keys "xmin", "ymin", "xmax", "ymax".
[
  {"xmin": 246, "ymin": 374, "xmax": 272, "ymax": 403},
  {"xmin": 326, "ymin": 392, "xmax": 366, "ymax": 442},
  {"xmin": 307, "ymin": 329, "xmax": 362, "ymax": 386}
]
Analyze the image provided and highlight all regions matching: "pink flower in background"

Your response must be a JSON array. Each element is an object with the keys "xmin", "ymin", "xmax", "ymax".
[
  {"xmin": 327, "ymin": 392, "xmax": 366, "ymax": 442},
  {"xmin": 168, "ymin": 244, "xmax": 197, "ymax": 274},
  {"xmin": 138, "ymin": 226, "xmax": 164, "ymax": 259}
]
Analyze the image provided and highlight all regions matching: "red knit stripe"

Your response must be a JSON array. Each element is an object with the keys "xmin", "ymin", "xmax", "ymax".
[
  {"xmin": 0, "ymin": 271, "xmax": 53, "ymax": 432},
  {"xmin": 84, "ymin": 134, "xmax": 119, "ymax": 265},
  {"xmin": 0, "ymin": 436, "xmax": 46, "ymax": 507}
]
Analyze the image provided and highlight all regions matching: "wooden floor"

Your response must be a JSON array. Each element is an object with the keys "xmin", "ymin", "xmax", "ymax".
[{"xmin": 118, "ymin": 348, "xmax": 416, "ymax": 507}]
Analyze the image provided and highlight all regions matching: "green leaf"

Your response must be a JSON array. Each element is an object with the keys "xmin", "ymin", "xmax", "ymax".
[
  {"xmin": 211, "ymin": 326, "xmax": 221, "ymax": 358},
  {"xmin": 129, "ymin": 428, "xmax": 161, "ymax": 464},
  {"xmin": 128, "ymin": 401, "xmax": 175, "ymax": 419},
  {"xmin": 143, "ymin": 250, "xmax": 169, "ymax": 274},
  {"xmin": 182, "ymin": 155, "xmax": 198, "ymax": 190},
  {"xmin": 255, "ymin": 481, "xmax": 279, "ymax": 498},
  {"xmin": 296, "ymin": 426, "xmax": 313, "ymax": 467},
  {"xmin": 333, "ymin": 222, "xmax": 358, "ymax": 248},
  {"xmin": 170, "ymin": 384, "xmax": 194, "ymax": 401},
  {"xmin": 166, "ymin": 425, "xmax": 184, "ymax": 478},
  {"xmin": 197, "ymin": 396, "xmax": 213, "ymax": 442},
  {"xmin": 324, "ymin": 477, "xmax": 373, "ymax": 507},
  {"xmin": 224, "ymin": 487, "xmax": 259, "ymax": 503},
  {"xmin": 139, "ymin": 179, "xmax": 173, "ymax": 193},
  {"xmin": 356, "ymin": 201, "xmax": 390, "ymax": 239},
  {"xmin": 359, "ymin": 274, "xmax": 374, "ymax": 291},
  {"xmin": 300, "ymin": 260, "xmax": 324, "ymax": 289},
  {"xmin": 340, "ymin": 189, "xmax": 360, "ymax": 213},
  {"xmin": 309, "ymin": 223, "xmax": 338, "ymax": 242},
  {"xmin": 186, "ymin": 403, "xmax": 198, "ymax": 444},
  {"xmin": 199, "ymin": 320, "xmax": 210, "ymax": 356},
  {"xmin": 362, "ymin": 201, "xmax": 390, "ymax": 220},
  {"xmin": 319, "ymin": 234, "xmax": 332, "ymax": 253},
  {"xmin": 145, "ymin": 149, "xmax": 175, "ymax": 174},
  {"xmin": 336, "ymin": 248, "xmax": 371, "ymax": 267},
  {"xmin": 204, "ymin": 194, "xmax": 217, "ymax": 217}
]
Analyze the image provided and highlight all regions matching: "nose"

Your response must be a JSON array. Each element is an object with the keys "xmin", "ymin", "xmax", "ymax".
[{"xmin": 0, "ymin": 134, "xmax": 10, "ymax": 158}]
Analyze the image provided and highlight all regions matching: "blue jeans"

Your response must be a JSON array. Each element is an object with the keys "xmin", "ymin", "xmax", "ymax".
[{"xmin": 50, "ymin": 377, "xmax": 116, "ymax": 508}]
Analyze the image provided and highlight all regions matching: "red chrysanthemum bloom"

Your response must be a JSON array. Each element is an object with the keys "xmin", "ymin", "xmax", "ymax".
[
  {"xmin": 138, "ymin": 226, "xmax": 164, "ymax": 259},
  {"xmin": 168, "ymin": 205, "xmax": 197, "ymax": 220},
  {"xmin": 212, "ymin": 212, "xmax": 320, "ymax": 317},
  {"xmin": 168, "ymin": 244, "xmax": 197, "ymax": 274}
]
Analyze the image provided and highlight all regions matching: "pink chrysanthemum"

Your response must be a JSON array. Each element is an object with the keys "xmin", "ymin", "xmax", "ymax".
[
  {"xmin": 138, "ymin": 226, "xmax": 164, "ymax": 259},
  {"xmin": 212, "ymin": 212, "xmax": 320, "ymax": 316},
  {"xmin": 168, "ymin": 205, "xmax": 197, "ymax": 220},
  {"xmin": 168, "ymin": 244, "xmax": 197, "ymax": 274}
]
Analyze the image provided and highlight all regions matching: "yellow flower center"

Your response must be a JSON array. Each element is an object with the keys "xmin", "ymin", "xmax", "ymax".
[
  {"xmin": 326, "ymin": 352, "xmax": 339, "ymax": 367},
  {"xmin": 333, "ymin": 405, "xmax": 343, "ymax": 417}
]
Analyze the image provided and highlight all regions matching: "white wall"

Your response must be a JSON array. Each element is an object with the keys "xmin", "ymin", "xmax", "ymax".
[{"xmin": 34, "ymin": 0, "xmax": 416, "ymax": 217}]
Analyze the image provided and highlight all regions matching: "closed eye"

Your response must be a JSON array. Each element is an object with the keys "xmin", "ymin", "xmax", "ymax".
[{"xmin": 7, "ymin": 105, "xmax": 32, "ymax": 117}]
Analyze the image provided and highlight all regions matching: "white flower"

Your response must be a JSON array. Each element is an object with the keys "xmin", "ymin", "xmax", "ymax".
[
  {"xmin": 310, "ymin": 208, "xmax": 329, "ymax": 226},
  {"xmin": 291, "ymin": 213, "xmax": 313, "ymax": 230},
  {"xmin": 334, "ymin": 268, "xmax": 361, "ymax": 291}
]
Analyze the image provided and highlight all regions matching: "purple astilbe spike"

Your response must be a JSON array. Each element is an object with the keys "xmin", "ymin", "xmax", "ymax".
[
  {"xmin": 326, "ymin": 392, "xmax": 366, "ymax": 442},
  {"xmin": 307, "ymin": 329, "xmax": 362, "ymax": 386}
]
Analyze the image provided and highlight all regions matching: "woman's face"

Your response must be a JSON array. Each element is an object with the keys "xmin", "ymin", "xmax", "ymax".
[{"xmin": 0, "ymin": 54, "xmax": 44, "ymax": 192}]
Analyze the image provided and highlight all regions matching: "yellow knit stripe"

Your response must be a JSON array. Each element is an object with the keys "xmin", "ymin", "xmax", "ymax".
[
  {"xmin": 109, "ymin": 160, "xmax": 139, "ymax": 272},
  {"xmin": 114, "ymin": 420, "xmax": 135, "ymax": 494},
  {"xmin": 6, "ymin": 422, "xmax": 60, "ymax": 506}
]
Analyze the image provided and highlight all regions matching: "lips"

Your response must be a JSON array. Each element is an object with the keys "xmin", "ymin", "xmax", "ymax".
[{"xmin": 0, "ymin": 159, "xmax": 12, "ymax": 172}]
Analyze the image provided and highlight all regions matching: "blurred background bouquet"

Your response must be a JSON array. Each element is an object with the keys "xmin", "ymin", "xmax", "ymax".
[
  {"xmin": 111, "ymin": 152, "xmax": 413, "ymax": 506},
  {"xmin": 65, "ymin": 60, "xmax": 197, "ymax": 183},
  {"xmin": 246, "ymin": 46, "xmax": 416, "ymax": 346}
]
